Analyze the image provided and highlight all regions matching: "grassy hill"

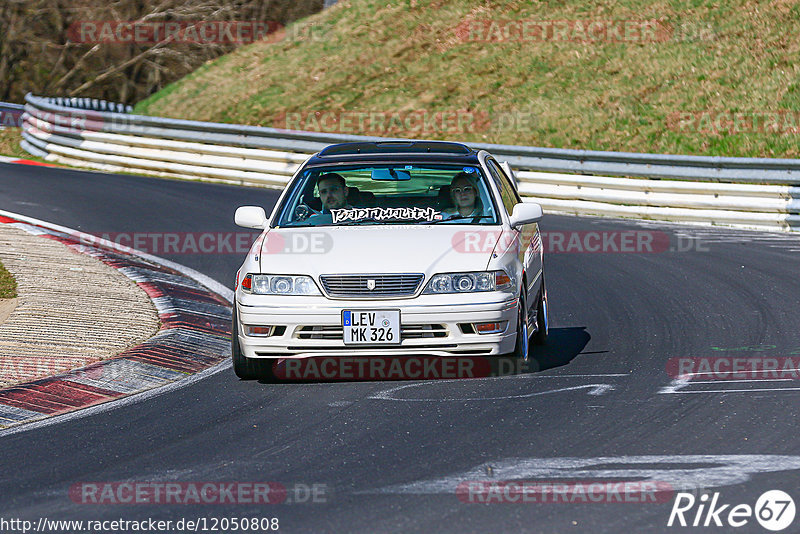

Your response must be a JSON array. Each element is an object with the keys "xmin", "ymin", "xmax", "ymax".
[{"xmin": 135, "ymin": 0, "xmax": 800, "ymax": 158}]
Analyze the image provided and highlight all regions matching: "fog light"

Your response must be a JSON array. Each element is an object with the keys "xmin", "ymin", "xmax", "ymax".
[
  {"xmin": 245, "ymin": 325, "xmax": 273, "ymax": 337},
  {"xmin": 474, "ymin": 321, "xmax": 508, "ymax": 334}
]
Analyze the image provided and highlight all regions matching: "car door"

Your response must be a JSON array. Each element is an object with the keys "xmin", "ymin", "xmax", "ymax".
[{"xmin": 486, "ymin": 158, "xmax": 542, "ymax": 313}]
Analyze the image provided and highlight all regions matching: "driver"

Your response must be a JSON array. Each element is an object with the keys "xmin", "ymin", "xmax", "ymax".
[{"xmin": 318, "ymin": 173, "xmax": 352, "ymax": 212}]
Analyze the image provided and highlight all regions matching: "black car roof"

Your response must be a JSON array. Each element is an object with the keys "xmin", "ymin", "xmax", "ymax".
[{"xmin": 304, "ymin": 141, "xmax": 482, "ymax": 167}]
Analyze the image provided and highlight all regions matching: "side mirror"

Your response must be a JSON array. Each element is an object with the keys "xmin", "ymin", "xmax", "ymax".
[
  {"xmin": 235, "ymin": 206, "xmax": 268, "ymax": 229},
  {"xmin": 509, "ymin": 203, "xmax": 543, "ymax": 229}
]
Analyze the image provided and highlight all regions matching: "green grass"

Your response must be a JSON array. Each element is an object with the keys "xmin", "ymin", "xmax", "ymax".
[
  {"xmin": 0, "ymin": 261, "xmax": 16, "ymax": 299},
  {"xmin": 0, "ymin": 128, "xmax": 29, "ymax": 159},
  {"xmin": 113, "ymin": 0, "xmax": 800, "ymax": 158}
]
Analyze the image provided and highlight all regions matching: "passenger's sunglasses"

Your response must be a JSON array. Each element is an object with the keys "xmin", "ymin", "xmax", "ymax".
[{"xmin": 451, "ymin": 186, "xmax": 475, "ymax": 194}]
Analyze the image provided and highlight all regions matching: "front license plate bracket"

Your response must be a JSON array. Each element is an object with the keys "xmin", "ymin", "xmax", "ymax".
[{"xmin": 342, "ymin": 309, "xmax": 401, "ymax": 345}]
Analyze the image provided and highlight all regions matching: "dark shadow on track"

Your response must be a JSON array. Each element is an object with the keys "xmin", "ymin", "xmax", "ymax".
[
  {"xmin": 244, "ymin": 327, "xmax": 592, "ymax": 384},
  {"xmin": 528, "ymin": 326, "xmax": 592, "ymax": 372}
]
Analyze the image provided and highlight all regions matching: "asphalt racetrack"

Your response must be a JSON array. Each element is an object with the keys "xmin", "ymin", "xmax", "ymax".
[{"xmin": 1, "ymin": 162, "xmax": 799, "ymax": 533}]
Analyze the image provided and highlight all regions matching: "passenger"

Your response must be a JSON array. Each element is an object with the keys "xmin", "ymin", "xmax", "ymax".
[{"xmin": 444, "ymin": 172, "xmax": 483, "ymax": 218}]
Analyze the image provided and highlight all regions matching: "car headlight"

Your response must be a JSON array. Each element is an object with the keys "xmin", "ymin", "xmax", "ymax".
[
  {"xmin": 241, "ymin": 274, "xmax": 321, "ymax": 295},
  {"xmin": 422, "ymin": 270, "xmax": 513, "ymax": 294}
]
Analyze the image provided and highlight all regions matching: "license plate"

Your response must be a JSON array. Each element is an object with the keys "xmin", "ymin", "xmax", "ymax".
[{"xmin": 342, "ymin": 310, "xmax": 401, "ymax": 345}]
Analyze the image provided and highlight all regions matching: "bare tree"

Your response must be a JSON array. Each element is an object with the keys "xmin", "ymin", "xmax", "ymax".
[{"xmin": 0, "ymin": 0, "xmax": 324, "ymax": 105}]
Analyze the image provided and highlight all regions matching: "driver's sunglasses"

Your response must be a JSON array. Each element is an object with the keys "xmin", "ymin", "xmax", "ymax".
[{"xmin": 452, "ymin": 186, "xmax": 475, "ymax": 194}]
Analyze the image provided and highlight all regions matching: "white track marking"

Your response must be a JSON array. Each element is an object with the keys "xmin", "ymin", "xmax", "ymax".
[
  {"xmin": 659, "ymin": 367, "xmax": 800, "ymax": 395},
  {"xmin": 689, "ymin": 379, "xmax": 795, "ymax": 384},
  {"xmin": 664, "ymin": 387, "xmax": 800, "ymax": 394},
  {"xmin": 687, "ymin": 368, "xmax": 800, "ymax": 377},
  {"xmin": 477, "ymin": 372, "xmax": 629, "ymax": 381},
  {"xmin": 369, "ymin": 382, "xmax": 615, "ymax": 402},
  {"xmin": 529, "ymin": 373, "xmax": 629, "ymax": 378},
  {"xmin": 631, "ymin": 219, "xmax": 800, "ymax": 252},
  {"xmin": 659, "ymin": 376, "xmax": 692, "ymax": 394},
  {"xmin": 361, "ymin": 455, "xmax": 800, "ymax": 495}
]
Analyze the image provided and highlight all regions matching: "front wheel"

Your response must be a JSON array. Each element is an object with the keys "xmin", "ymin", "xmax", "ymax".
[
  {"xmin": 232, "ymin": 306, "xmax": 274, "ymax": 380},
  {"xmin": 532, "ymin": 276, "xmax": 548, "ymax": 345},
  {"xmin": 510, "ymin": 290, "xmax": 530, "ymax": 361}
]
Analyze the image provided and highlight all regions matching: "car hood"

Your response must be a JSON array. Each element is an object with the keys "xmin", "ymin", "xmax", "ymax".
[{"xmin": 258, "ymin": 225, "xmax": 499, "ymax": 278}]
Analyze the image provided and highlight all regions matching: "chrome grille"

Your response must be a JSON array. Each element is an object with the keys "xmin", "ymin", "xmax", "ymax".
[
  {"xmin": 296, "ymin": 325, "xmax": 342, "ymax": 340},
  {"xmin": 401, "ymin": 324, "xmax": 448, "ymax": 339},
  {"xmin": 319, "ymin": 273, "xmax": 424, "ymax": 297}
]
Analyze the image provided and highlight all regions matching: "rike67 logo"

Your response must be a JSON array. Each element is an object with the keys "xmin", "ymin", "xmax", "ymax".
[{"xmin": 668, "ymin": 490, "xmax": 795, "ymax": 531}]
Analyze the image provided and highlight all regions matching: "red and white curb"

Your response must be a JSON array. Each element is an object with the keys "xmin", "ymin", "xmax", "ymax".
[
  {"xmin": 0, "ymin": 155, "xmax": 59, "ymax": 167},
  {"xmin": 0, "ymin": 209, "xmax": 233, "ymax": 433}
]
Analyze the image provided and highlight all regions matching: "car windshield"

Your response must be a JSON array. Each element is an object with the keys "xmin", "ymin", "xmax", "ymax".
[{"xmin": 273, "ymin": 164, "xmax": 500, "ymax": 227}]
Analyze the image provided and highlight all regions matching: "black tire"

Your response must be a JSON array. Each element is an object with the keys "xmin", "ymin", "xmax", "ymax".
[
  {"xmin": 510, "ymin": 288, "xmax": 530, "ymax": 361},
  {"xmin": 232, "ymin": 307, "xmax": 274, "ymax": 380},
  {"xmin": 532, "ymin": 276, "xmax": 548, "ymax": 345}
]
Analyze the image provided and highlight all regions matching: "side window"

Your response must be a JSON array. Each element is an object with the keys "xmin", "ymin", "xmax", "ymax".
[{"xmin": 486, "ymin": 159, "xmax": 519, "ymax": 214}]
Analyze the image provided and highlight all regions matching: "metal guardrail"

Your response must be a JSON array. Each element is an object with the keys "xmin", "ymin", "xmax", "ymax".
[
  {"xmin": 35, "ymin": 97, "xmax": 132, "ymax": 114},
  {"xmin": 18, "ymin": 93, "xmax": 800, "ymax": 232},
  {"xmin": 479, "ymin": 145, "xmax": 800, "ymax": 186},
  {"xmin": 22, "ymin": 94, "xmax": 800, "ymax": 185}
]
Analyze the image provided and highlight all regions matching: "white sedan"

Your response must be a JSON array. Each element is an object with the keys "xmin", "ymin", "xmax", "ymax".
[{"xmin": 232, "ymin": 141, "xmax": 547, "ymax": 379}]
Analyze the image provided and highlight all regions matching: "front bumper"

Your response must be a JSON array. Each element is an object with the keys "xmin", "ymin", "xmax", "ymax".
[{"xmin": 236, "ymin": 293, "xmax": 519, "ymax": 358}]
